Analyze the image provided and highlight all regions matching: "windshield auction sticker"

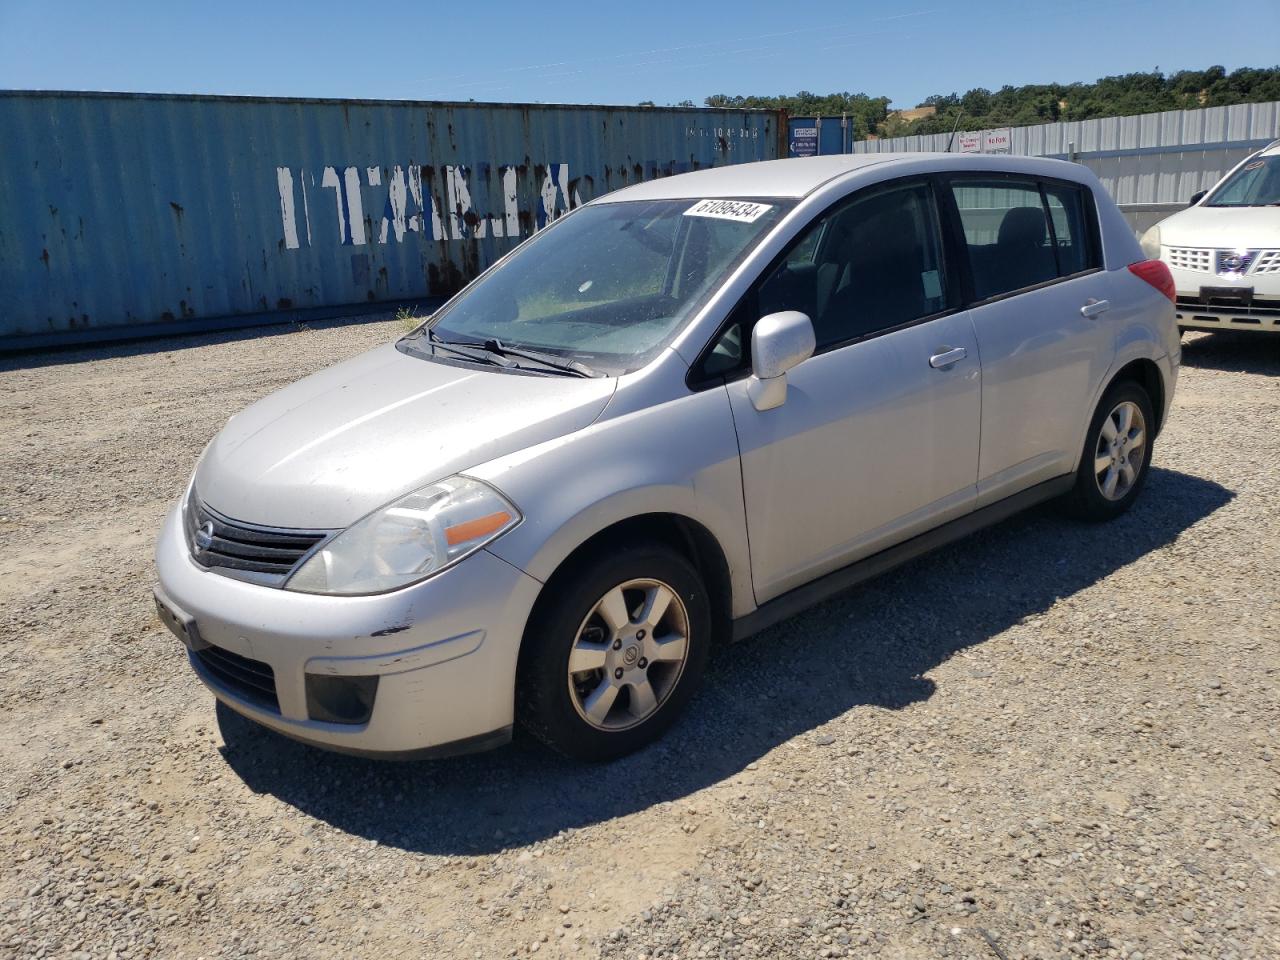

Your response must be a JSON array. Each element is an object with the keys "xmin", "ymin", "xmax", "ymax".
[{"xmin": 684, "ymin": 199, "xmax": 773, "ymax": 223}]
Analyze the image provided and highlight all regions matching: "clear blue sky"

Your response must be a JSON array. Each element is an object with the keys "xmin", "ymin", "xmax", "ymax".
[{"xmin": 2, "ymin": 0, "xmax": 1277, "ymax": 108}]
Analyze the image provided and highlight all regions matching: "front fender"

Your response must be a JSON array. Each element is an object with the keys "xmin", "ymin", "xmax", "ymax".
[{"xmin": 468, "ymin": 385, "xmax": 756, "ymax": 619}]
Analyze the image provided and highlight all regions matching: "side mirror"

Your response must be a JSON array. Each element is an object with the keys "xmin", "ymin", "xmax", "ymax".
[
  {"xmin": 747, "ymin": 311, "xmax": 815, "ymax": 411},
  {"xmin": 1189, "ymin": 190, "xmax": 1207, "ymax": 206}
]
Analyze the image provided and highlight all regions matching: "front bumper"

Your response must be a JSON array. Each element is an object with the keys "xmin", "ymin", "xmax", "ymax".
[
  {"xmin": 1168, "ymin": 262, "xmax": 1280, "ymax": 332},
  {"xmin": 154, "ymin": 502, "xmax": 543, "ymax": 756}
]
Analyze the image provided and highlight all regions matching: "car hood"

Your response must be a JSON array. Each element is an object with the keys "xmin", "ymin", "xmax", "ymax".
[
  {"xmin": 1159, "ymin": 204, "xmax": 1280, "ymax": 248},
  {"xmin": 194, "ymin": 342, "xmax": 617, "ymax": 529}
]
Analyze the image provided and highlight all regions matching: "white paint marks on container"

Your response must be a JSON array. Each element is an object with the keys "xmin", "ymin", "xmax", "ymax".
[
  {"xmin": 343, "ymin": 166, "xmax": 366, "ymax": 245},
  {"xmin": 301, "ymin": 170, "xmax": 313, "ymax": 247},
  {"xmin": 425, "ymin": 167, "xmax": 445, "ymax": 240},
  {"xmin": 407, "ymin": 165, "xmax": 425, "ymax": 236},
  {"xmin": 281, "ymin": 159, "xmax": 583, "ymax": 245},
  {"xmin": 320, "ymin": 167, "xmax": 347, "ymax": 245},
  {"xmin": 406, "ymin": 164, "xmax": 444, "ymax": 241},
  {"xmin": 446, "ymin": 165, "xmax": 476, "ymax": 239},
  {"xmin": 501, "ymin": 165, "xmax": 519, "ymax": 238},
  {"xmin": 380, "ymin": 165, "xmax": 408, "ymax": 244},
  {"xmin": 538, "ymin": 163, "xmax": 572, "ymax": 230},
  {"xmin": 276, "ymin": 167, "xmax": 300, "ymax": 250}
]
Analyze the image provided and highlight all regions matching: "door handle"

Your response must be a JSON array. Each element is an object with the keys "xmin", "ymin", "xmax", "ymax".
[
  {"xmin": 929, "ymin": 346, "xmax": 967, "ymax": 369},
  {"xmin": 1080, "ymin": 298, "xmax": 1111, "ymax": 318}
]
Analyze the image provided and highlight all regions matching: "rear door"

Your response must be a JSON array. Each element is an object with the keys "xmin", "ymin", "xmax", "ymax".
[{"xmin": 946, "ymin": 175, "xmax": 1114, "ymax": 504}]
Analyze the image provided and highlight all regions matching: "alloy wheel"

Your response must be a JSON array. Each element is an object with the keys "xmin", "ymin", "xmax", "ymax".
[
  {"xmin": 1093, "ymin": 399, "xmax": 1147, "ymax": 501},
  {"xmin": 566, "ymin": 578, "xmax": 691, "ymax": 731}
]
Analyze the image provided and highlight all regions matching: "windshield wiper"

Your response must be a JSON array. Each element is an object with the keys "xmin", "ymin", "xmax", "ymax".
[
  {"xmin": 480, "ymin": 338, "xmax": 600, "ymax": 378},
  {"xmin": 425, "ymin": 329, "xmax": 518, "ymax": 368}
]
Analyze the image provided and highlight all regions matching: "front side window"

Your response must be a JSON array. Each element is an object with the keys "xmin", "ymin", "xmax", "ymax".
[
  {"xmin": 402, "ymin": 198, "xmax": 791, "ymax": 376},
  {"xmin": 699, "ymin": 181, "xmax": 947, "ymax": 377},
  {"xmin": 1205, "ymin": 154, "xmax": 1280, "ymax": 207}
]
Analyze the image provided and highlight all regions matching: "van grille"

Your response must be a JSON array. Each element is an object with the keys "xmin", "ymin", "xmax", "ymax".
[{"xmin": 185, "ymin": 492, "xmax": 333, "ymax": 587}]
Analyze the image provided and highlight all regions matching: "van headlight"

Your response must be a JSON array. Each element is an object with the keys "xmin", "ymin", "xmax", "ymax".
[
  {"xmin": 285, "ymin": 476, "xmax": 520, "ymax": 595},
  {"xmin": 1139, "ymin": 224, "xmax": 1162, "ymax": 260}
]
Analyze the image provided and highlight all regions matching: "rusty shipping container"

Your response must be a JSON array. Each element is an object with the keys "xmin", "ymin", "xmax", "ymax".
[{"xmin": 0, "ymin": 90, "xmax": 783, "ymax": 348}]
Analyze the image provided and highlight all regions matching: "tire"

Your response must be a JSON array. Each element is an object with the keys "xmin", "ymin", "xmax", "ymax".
[
  {"xmin": 517, "ymin": 544, "xmax": 712, "ymax": 761},
  {"xmin": 1062, "ymin": 379, "xmax": 1155, "ymax": 521}
]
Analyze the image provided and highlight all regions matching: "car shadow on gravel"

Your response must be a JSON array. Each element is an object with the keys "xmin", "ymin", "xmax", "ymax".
[
  {"xmin": 1178, "ymin": 330, "xmax": 1280, "ymax": 375},
  {"xmin": 217, "ymin": 466, "xmax": 1232, "ymax": 855}
]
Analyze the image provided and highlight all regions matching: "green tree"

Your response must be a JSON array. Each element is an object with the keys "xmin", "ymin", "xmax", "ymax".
[{"xmin": 700, "ymin": 66, "xmax": 1280, "ymax": 141}]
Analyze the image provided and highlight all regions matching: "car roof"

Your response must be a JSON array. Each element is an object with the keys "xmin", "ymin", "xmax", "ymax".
[{"xmin": 597, "ymin": 152, "xmax": 1090, "ymax": 202}]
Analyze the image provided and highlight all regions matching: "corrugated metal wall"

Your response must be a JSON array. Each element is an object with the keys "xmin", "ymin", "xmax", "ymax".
[
  {"xmin": 0, "ymin": 91, "xmax": 781, "ymax": 346},
  {"xmin": 853, "ymin": 102, "xmax": 1280, "ymax": 231}
]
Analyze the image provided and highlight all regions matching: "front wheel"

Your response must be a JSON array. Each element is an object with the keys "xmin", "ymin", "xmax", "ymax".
[
  {"xmin": 517, "ymin": 545, "xmax": 711, "ymax": 761},
  {"xmin": 1063, "ymin": 380, "xmax": 1154, "ymax": 521}
]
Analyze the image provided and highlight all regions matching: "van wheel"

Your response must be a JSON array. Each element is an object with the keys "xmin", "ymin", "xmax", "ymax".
[
  {"xmin": 517, "ymin": 545, "xmax": 711, "ymax": 761},
  {"xmin": 1063, "ymin": 380, "xmax": 1154, "ymax": 521}
]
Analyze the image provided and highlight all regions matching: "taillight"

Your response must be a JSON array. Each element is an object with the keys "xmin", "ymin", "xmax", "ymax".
[{"xmin": 1128, "ymin": 259, "xmax": 1176, "ymax": 303}]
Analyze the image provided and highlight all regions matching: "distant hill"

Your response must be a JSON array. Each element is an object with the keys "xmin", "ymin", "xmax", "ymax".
[{"xmin": 701, "ymin": 66, "xmax": 1280, "ymax": 141}]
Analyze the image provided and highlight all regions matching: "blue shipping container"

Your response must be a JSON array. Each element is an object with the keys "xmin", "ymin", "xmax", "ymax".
[
  {"xmin": 0, "ymin": 91, "xmax": 782, "ymax": 346},
  {"xmin": 787, "ymin": 116, "xmax": 850, "ymax": 158}
]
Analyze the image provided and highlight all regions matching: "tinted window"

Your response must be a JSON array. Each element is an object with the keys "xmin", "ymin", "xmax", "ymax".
[
  {"xmin": 1043, "ymin": 183, "xmax": 1099, "ymax": 277},
  {"xmin": 760, "ymin": 181, "xmax": 947, "ymax": 350},
  {"xmin": 951, "ymin": 180, "xmax": 1058, "ymax": 300}
]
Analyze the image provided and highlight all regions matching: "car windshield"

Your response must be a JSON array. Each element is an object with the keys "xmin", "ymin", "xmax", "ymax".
[
  {"xmin": 1204, "ymin": 153, "xmax": 1280, "ymax": 207},
  {"xmin": 400, "ymin": 198, "xmax": 792, "ymax": 376}
]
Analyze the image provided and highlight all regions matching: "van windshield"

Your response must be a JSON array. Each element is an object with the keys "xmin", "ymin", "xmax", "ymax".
[
  {"xmin": 1204, "ymin": 154, "xmax": 1280, "ymax": 207},
  {"xmin": 400, "ymin": 198, "xmax": 791, "ymax": 376}
]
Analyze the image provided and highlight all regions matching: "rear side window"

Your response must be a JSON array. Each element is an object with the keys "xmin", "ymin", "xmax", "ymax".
[
  {"xmin": 952, "ymin": 180, "xmax": 1057, "ymax": 300},
  {"xmin": 950, "ymin": 178, "xmax": 1100, "ymax": 301},
  {"xmin": 1042, "ymin": 182, "xmax": 1099, "ymax": 277}
]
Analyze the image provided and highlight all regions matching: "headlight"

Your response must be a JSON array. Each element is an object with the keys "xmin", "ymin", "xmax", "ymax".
[
  {"xmin": 1139, "ymin": 224, "xmax": 1162, "ymax": 260},
  {"xmin": 286, "ymin": 476, "xmax": 520, "ymax": 595}
]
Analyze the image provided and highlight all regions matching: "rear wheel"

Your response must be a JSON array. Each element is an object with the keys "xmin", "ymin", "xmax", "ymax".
[
  {"xmin": 1063, "ymin": 380, "xmax": 1154, "ymax": 521},
  {"xmin": 517, "ymin": 545, "xmax": 711, "ymax": 761}
]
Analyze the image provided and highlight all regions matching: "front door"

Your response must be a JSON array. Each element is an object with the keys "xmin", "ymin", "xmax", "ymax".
[{"xmin": 722, "ymin": 178, "xmax": 982, "ymax": 604}]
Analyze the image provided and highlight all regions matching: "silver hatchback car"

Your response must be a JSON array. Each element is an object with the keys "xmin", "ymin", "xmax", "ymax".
[{"xmin": 155, "ymin": 153, "xmax": 1180, "ymax": 761}]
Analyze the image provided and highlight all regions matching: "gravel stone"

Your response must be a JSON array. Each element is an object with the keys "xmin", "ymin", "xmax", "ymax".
[{"xmin": 1, "ymin": 325, "xmax": 1278, "ymax": 960}]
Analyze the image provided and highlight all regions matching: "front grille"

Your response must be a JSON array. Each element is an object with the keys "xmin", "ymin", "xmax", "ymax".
[
  {"xmin": 186, "ymin": 493, "xmax": 332, "ymax": 586},
  {"xmin": 1166, "ymin": 246, "xmax": 1280, "ymax": 276},
  {"xmin": 1167, "ymin": 247, "xmax": 1213, "ymax": 273},
  {"xmin": 194, "ymin": 644, "xmax": 280, "ymax": 712},
  {"xmin": 1252, "ymin": 249, "xmax": 1280, "ymax": 275}
]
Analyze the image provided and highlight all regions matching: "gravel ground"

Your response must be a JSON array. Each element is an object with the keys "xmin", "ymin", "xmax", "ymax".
[{"xmin": 0, "ymin": 321, "xmax": 1277, "ymax": 960}]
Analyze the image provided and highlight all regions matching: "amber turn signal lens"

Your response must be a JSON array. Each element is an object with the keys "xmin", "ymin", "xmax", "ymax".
[{"xmin": 445, "ymin": 511, "xmax": 513, "ymax": 546}]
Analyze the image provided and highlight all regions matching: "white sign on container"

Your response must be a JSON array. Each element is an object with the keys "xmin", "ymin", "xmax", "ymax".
[
  {"xmin": 983, "ymin": 128, "xmax": 1012, "ymax": 154},
  {"xmin": 957, "ymin": 132, "xmax": 981, "ymax": 154}
]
